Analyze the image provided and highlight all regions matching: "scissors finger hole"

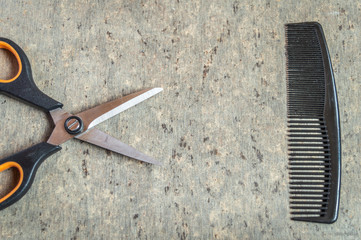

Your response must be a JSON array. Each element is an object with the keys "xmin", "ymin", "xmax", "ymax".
[
  {"xmin": 0, "ymin": 42, "xmax": 21, "ymax": 83},
  {"xmin": 0, "ymin": 167, "xmax": 20, "ymax": 200},
  {"xmin": 0, "ymin": 48, "xmax": 19, "ymax": 81}
]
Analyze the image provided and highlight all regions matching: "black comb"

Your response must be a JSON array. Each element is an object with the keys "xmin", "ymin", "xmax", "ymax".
[{"xmin": 285, "ymin": 22, "xmax": 341, "ymax": 223}]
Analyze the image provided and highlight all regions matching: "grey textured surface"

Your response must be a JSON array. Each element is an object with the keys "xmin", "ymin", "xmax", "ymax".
[{"xmin": 0, "ymin": 0, "xmax": 360, "ymax": 239}]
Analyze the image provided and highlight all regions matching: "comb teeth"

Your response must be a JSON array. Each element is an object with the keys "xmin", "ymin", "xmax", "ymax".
[
  {"xmin": 285, "ymin": 22, "xmax": 341, "ymax": 224},
  {"xmin": 286, "ymin": 24, "xmax": 325, "ymax": 117},
  {"xmin": 288, "ymin": 117, "xmax": 332, "ymax": 220}
]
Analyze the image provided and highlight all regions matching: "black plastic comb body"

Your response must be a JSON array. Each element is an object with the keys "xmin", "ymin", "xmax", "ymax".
[{"xmin": 285, "ymin": 22, "xmax": 341, "ymax": 223}]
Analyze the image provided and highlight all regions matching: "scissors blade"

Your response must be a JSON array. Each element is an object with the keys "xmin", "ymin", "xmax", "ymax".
[
  {"xmin": 49, "ymin": 108, "xmax": 72, "ymax": 124},
  {"xmin": 77, "ymin": 88, "xmax": 163, "ymax": 130},
  {"xmin": 76, "ymin": 128, "xmax": 162, "ymax": 165}
]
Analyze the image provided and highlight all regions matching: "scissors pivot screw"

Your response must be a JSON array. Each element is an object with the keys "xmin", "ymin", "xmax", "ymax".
[{"xmin": 64, "ymin": 116, "xmax": 84, "ymax": 135}]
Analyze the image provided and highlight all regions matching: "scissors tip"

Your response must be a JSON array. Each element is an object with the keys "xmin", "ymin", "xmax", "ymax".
[
  {"xmin": 143, "ymin": 157, "xmax": 162, "ymax": 166},
  {"xmin": 152, "ymin": 87, "xmax": 163, "ymax": 94}
]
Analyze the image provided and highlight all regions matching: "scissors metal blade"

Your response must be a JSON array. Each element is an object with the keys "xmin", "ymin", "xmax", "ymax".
[
  {"xmin": 49, "ymin": 108, "xmax": 71, "ymax": 124},
  {"xmin": 76, "ymin": 128, "xmax": 162, "ymax": 165},
  {"xmin": 47, "ymin": 88, "xmax": 162, "ymax": 150},
  {"xmin": 77, "ymin": 88, "xmax": 163, "ymax": 130}
]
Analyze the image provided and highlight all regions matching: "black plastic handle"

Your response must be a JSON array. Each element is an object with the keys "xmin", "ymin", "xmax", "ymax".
[
  {"xmin": 0, "ymin": 142, "xmax": 61, "ymax": 210},
  {"xmin": 0, "ymin": 38, "xmax": 63, "ymax": 111}
]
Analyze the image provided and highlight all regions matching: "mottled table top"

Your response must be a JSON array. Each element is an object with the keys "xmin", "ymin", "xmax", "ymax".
[{"xmin": 0, "ymin": 1, "xmax": 360, "ymax": 239}]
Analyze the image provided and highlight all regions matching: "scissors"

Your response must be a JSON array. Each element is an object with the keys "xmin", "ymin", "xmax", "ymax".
[{"xmin": 0, "ymin": 38, "xmax": 162, "ymax": 210}]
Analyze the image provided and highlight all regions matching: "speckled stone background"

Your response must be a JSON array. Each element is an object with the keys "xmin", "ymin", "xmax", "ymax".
[{"xmin": 0, "ymin": 0, "xmax": 360, "ymax": 239}]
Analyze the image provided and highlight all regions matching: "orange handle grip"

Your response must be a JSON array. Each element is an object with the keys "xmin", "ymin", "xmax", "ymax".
[
  {"xmin": 0, "ymin": 142, "xmax": 61, "ymax": 211},
  {"xmin": 0, "ymin": 162, "xmax": 24, "ymax": 203},
  {"xmin": 0, "ymin": 41, "xmax": 22, "ymax": 83},
  {"xmin": 0, "ymin": 38, "xmax": 63, "ymax": 111}
]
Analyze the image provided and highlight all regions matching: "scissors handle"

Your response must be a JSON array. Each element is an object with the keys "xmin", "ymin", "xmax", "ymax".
[
  {"xmin": 0, "ymin": 38, "xmax": 63, "ymax": 111},
  {"xmin": 0, "ymin": 142, "xmax": 61, "ymax": 210}
]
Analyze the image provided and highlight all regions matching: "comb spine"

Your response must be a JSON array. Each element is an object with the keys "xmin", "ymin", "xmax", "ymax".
[{"xmin": 315, "ymin": 23, "xmax": 341, "ymax": 223}]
